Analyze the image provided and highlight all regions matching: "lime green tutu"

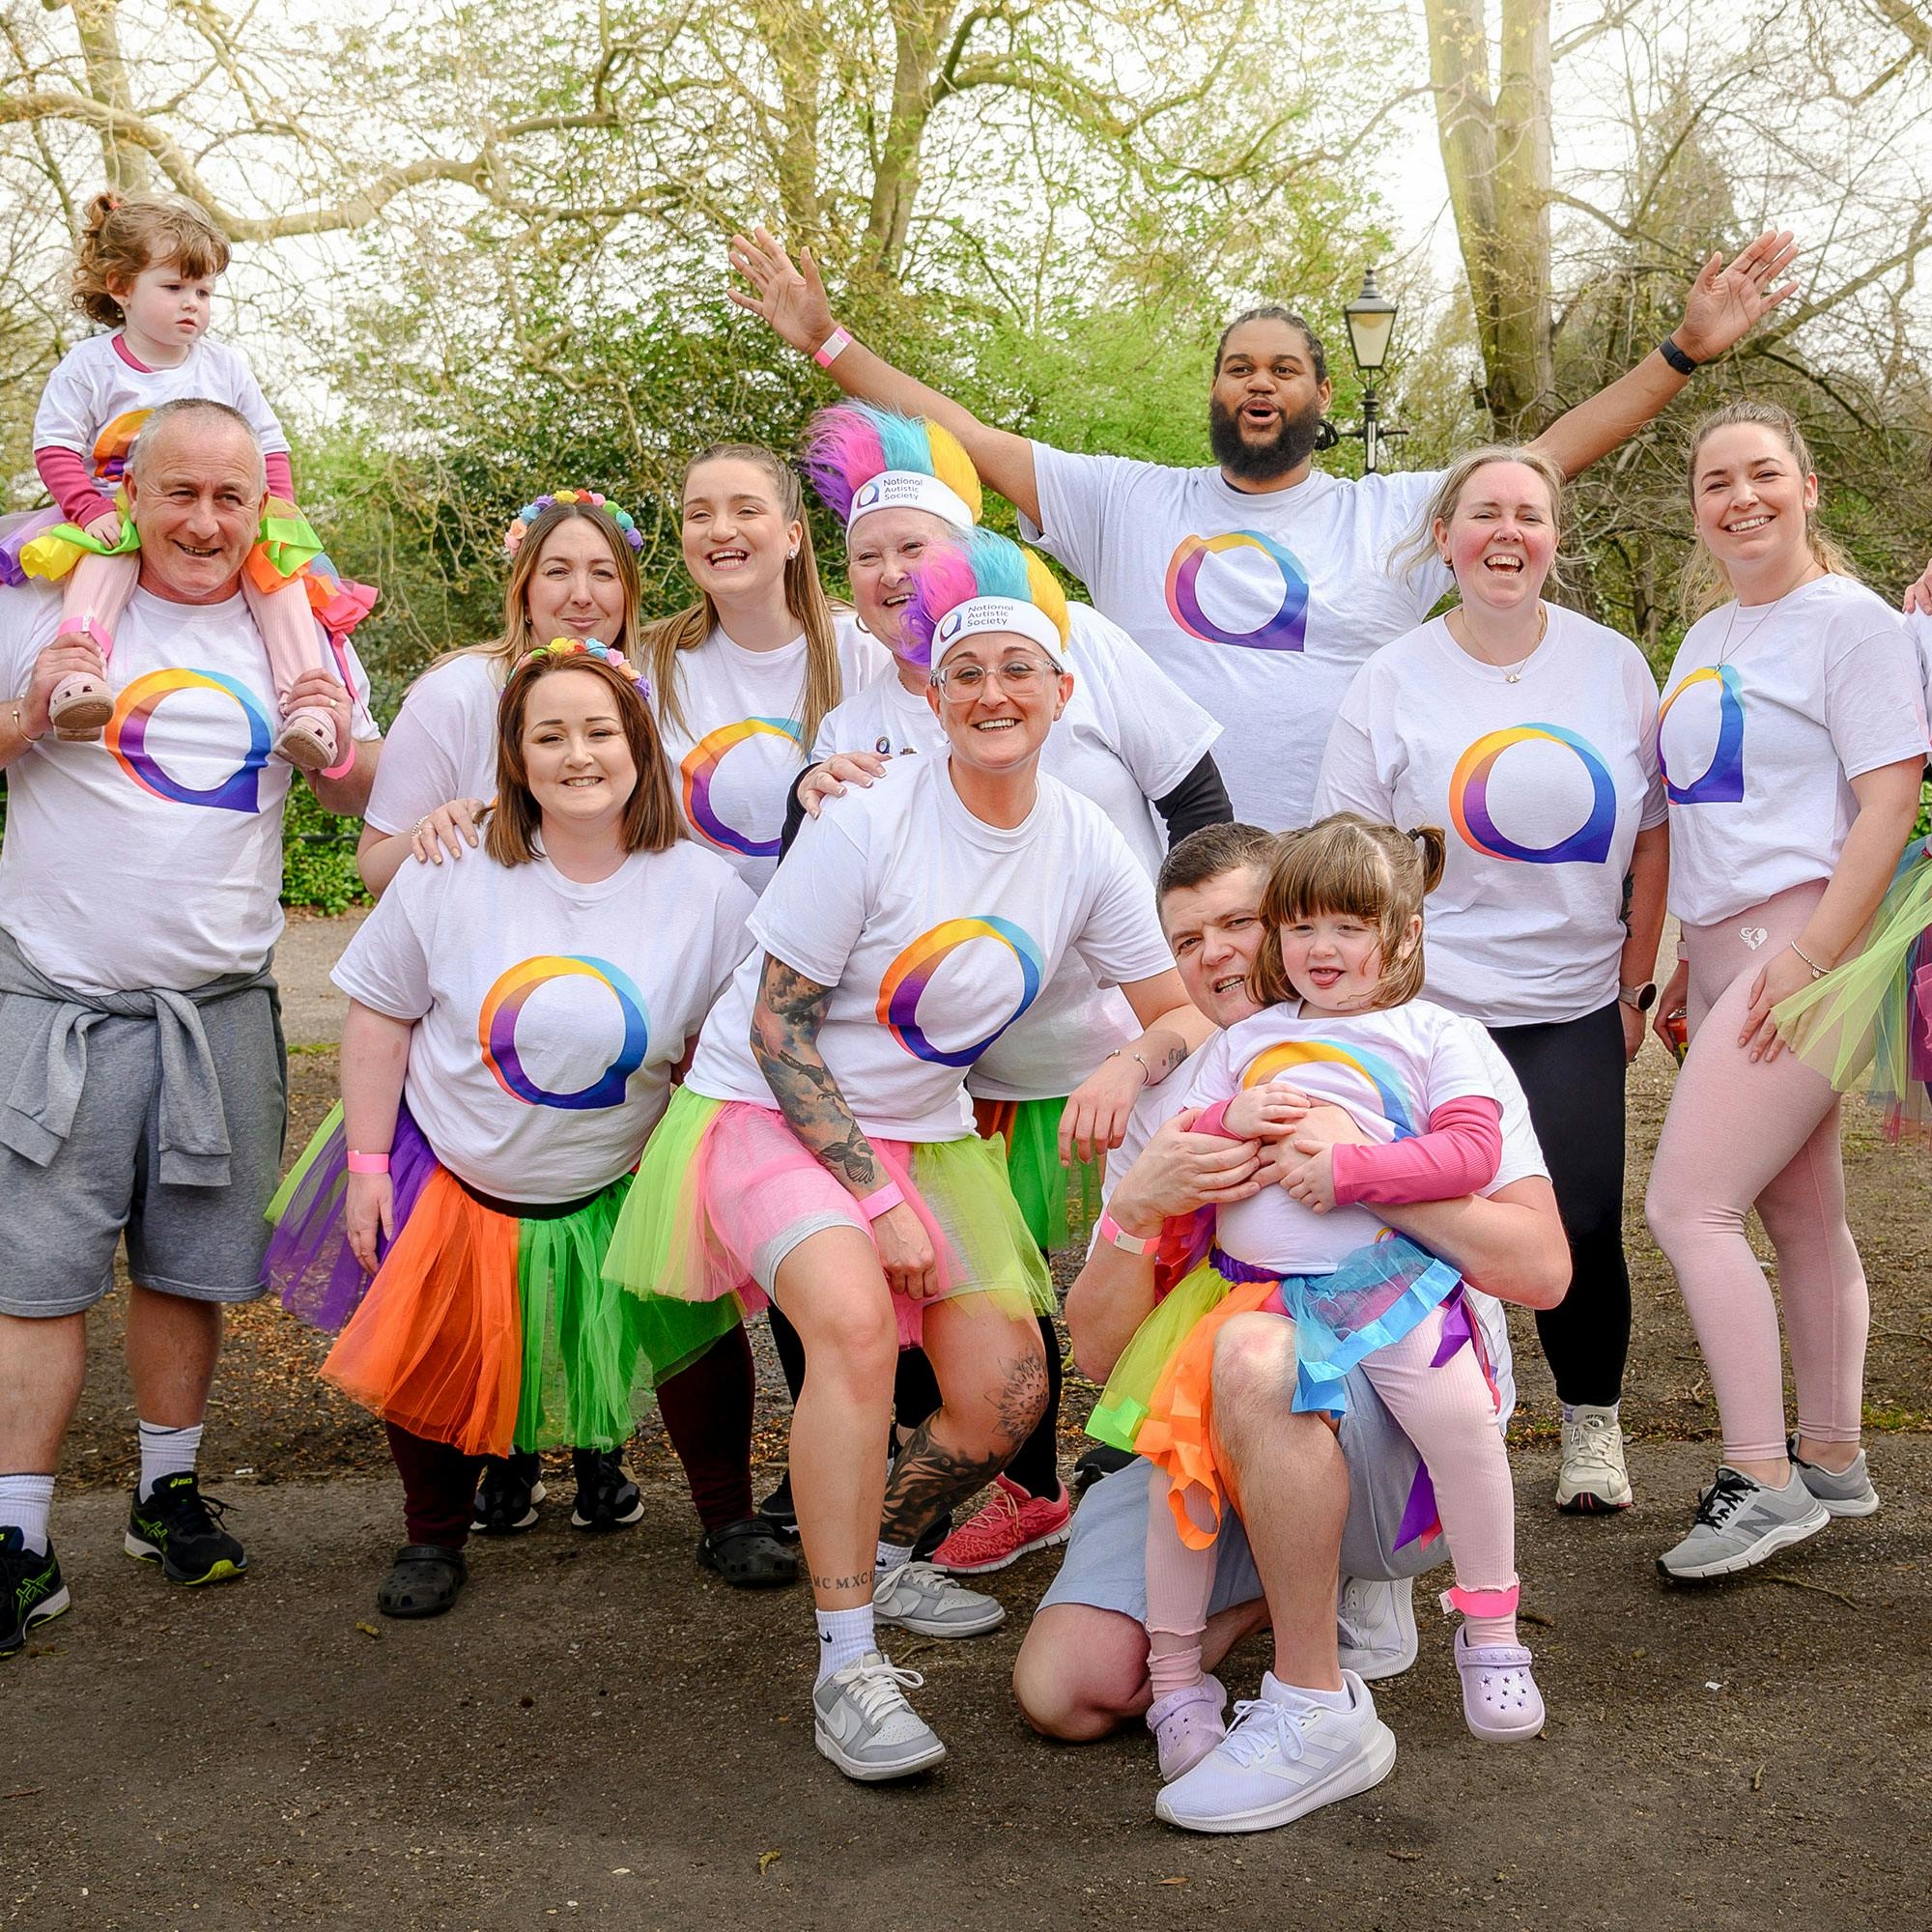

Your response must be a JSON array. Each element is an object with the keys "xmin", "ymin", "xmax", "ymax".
[
  {"xmin": 1086, "ymin": 1259, "xmax": 1240, "ymax": 1452},
  {"xmin": 1774, "ymin": 838, "xmax": 1932, "ymax": 1140},
  {"xmin": 995, "ymin": 1094, "xmax": 1106, "ymax": 1252}
]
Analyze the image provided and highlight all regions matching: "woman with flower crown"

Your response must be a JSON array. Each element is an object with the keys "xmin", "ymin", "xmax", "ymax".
[
  {"xmin": 267, "ymin": 640, "xmax": 761, "ymax": 1617},
  {"xmin": 342, "ymin": 491, "xmax": 798, "ymax": 1582}
]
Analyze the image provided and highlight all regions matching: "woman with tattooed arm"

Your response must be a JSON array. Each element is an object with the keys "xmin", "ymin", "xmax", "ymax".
[{"xmin": 603, "ymin": 527, "xmax": 1205, "ymax": 1781}]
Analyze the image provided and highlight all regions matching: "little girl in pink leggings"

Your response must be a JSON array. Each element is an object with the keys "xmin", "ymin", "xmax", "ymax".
[{"xmin": 1647, "ymin": 400, "xmax": 1928, "ymax": 1581}]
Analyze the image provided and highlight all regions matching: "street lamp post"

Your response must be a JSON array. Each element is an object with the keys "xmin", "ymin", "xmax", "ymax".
[{"xmin": 1338, "ymin": 268, "xmax": 1403, "ymax": 473}]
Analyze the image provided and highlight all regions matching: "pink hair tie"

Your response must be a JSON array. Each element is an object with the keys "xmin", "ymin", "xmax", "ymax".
[{"xmin": 346, "ymin": 1150, "xmax": 390, "ymax": 1175}]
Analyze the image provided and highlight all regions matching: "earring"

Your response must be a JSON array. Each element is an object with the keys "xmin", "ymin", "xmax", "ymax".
[{"xmin": 788, "ymin": 548, "xmax": 799, "ymax": 559}]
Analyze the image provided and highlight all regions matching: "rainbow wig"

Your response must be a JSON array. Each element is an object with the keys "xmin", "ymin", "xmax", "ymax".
[
  {"xmin": 903, "ymin": 526, "xmax": 1070, "ymax": 671},
  {"xmin": 801, "ymin": 402, "xmax": 982, "ymax": 531}
]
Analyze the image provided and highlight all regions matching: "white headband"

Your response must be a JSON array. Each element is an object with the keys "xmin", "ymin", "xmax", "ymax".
[
  {"xmin": 846, "ymin": 469, "xmax": 975, "ymax": 533},
  {"xmin": 931, "ymin": 596, "xmax": 1066, "ymax": 667}
]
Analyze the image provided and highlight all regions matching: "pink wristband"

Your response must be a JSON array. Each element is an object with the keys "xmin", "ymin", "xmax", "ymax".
[
  {"xmin": 855, "ymin": 1180, "xmax": 903, "ymax": 1220},
  {"xmin": 1097, "ymin": 1208, "xmax": 1156, "ymax": 1256},
  {"xmin": 812, "ymin": 326, "xmax": 853, "ymax": 368},
  {"xmin": 346, "ymin": 1150, "xmax": 390, "ymax": 1174}
]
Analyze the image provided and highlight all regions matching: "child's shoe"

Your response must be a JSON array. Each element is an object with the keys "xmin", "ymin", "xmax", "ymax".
[
  {"xmin": 46, "ymin": 616, "xmax": 113, "ymax": 740},
  {"xmin": 1147, "ymin": 1674, "xmax": 1228, "ymax": 1781},
  {"xmin": 272, "ymin": 704, "xmax": 338, "ymax": 773},
  {"xmin": 1453, "ymin": 1623, "xmax": 1544, "ymax": 1742}
]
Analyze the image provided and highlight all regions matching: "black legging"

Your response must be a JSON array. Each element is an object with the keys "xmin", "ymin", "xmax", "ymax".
[
  {"xmin": 768, "ymin": 1308, "xmax": 1066, "ymax": 1509},
  {"xmin": 1487, "ymin": 998, "xmax": 1630, "ymax": 1408}
]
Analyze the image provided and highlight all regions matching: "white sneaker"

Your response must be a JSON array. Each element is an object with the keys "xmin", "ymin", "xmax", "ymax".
[
  {"xmin": 1336, "ymin": 1576, "xmax": 1418, "ymax": 1681},
  {"xmin": 872, "ymin": 1559, "xmax": 1006, "ymax": 1637},
  {"xmin": 1556, "ymin": 1406, "xmax": 1633, "ymax": 1514},
  {"xmin": 812, "ymin": 1651, "xmax": 947, "ymax": 1781},
  {"xmin": 1789, "ymin": 1436, "xmax": 1880, "ymax": 1518},
  {"xmin": 1153, "ymin": 1671, "xmax": 1396, "ymax": 1834}
]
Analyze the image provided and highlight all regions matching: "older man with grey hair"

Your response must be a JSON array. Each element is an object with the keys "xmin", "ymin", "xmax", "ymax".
[{"xmin": 0, "ymin": 398, "xmax": 382, "ymax": 1655}]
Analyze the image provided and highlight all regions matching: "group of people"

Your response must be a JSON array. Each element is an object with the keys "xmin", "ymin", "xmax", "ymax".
[{"xmin": 2, "ymin": 193, "xmax": 1928, "ymax": 1837}]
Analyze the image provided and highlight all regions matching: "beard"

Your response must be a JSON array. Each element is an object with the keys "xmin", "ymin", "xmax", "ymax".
[{"xmin": 1208, "ymin": 393, "xmax": 1327, "ymax": 483}]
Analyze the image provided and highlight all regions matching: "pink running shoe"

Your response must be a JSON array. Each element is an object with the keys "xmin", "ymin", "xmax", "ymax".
[
  {"xmin": 1453, "ymin": 1624, "xmax": 1545, "ymax": 1742},
  {"xmin": 1148, "ymin": 1675, "xmax": 1228, "ymax": 1782},
  {"xmin": 928, "ymin": 1474, "xmax": 1072, "ymax": 1575}
]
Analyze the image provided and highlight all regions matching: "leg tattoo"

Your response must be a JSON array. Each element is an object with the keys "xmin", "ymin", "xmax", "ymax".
[{"xmin": 879, "ymin": 1350, "xmax": 1049, "ymax": 1543}]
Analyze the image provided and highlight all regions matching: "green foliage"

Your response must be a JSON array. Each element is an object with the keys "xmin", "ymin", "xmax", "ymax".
[{"xmin": 280, "ymin": 780, "xmax": 370, "ymax": 914}]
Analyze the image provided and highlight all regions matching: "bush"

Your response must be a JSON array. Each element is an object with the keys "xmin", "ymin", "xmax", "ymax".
[{"xmin": 281, "ymin": 780, "xmax": 370, "ymax": 914}]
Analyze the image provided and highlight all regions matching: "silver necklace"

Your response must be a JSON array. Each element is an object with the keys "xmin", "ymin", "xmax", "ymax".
[
  {"xmin": 1456, "ymin": 603, "xmax": 1548, "ymax": 682},
  {"xmin": 1716, "ymin": 594, "xmax": 1781, "ymax": 668}
]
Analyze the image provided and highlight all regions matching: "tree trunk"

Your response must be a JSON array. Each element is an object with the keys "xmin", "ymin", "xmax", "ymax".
[
  {"xmin": 862, "ymin": 0, "xmax": 950, "ymax": 280},
  {"xmin": 753, "ymin": 0, "xmax": 826, "ymax": 247},
  {"xmin": 68, "ymin": 0, "xmax": 151, "ymax": 191}
]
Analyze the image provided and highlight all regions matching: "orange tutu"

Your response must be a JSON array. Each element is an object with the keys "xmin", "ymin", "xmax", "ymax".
[{"xmin": 321, "ymin": 1169, "xmax": 522, "ymax": 1458}]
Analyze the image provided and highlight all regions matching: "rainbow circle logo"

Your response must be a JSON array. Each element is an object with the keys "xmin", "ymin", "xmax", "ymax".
[
  {"xmin": 477, "ymin": 954, "xmax": 649, "ymax": 1110},
  {"xmin": 1657, "ymin": 664, "xmax": 1746, "ymax": 805},
  {"xmin": 1240, "ymin": 1038, "xmax": 1419, "ymax": 1139},
  {"xmin": 679, "ymin": 716, "xmax": 803, "ymax": 859},
  {"xmin": 92, "ymin": 407, "xmax": 150, "ymax": 484},
  {"xmin": 854, "ymin": 480, "xmax": 883, "ymax": 511},
  {"xmin": 1164, "ymin": 531, "xmax": 1309, "ymax": 651},
  {"xmin": 876, "ymin": 917, "xmax": 1044, "ymax": 1065},
  {"xmin": 937, "ymin": 610, "xmax": 965, "ymax": 644},
  {"xmin": 1448, "ymin": 724, "xmax": 1617, "ymax": 865},
  {"xmin": 106, "ymin": 668, "xmax": 270, "ymax": 813}
]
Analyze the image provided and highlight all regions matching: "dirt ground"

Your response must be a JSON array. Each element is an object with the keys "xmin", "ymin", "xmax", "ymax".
[{"xmin": 12, "ymin": 911, "xmax": 1931, "ymax": 1931}]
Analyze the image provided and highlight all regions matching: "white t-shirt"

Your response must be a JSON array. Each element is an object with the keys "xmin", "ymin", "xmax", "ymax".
[
  {"xmin": 1021, "ymin": 450, "xmax": 1449, "ymax": 829},
  {"xmin": 686, "ymin": 753, "xmax": 1176, "ymax": 1140},
  {"xmin": 1314, "ymin": 609, "xmax": 1667, "ymax": 1027},
  {"xmin": 1100, "ymin": 1017, "xmax": 1534, "ymax": 1424},
  {"xmin": 34, "ymin": 331, "xmax": 289, "ymax": 486},
  {"xmin": 1187, "ymin": 1001, "xmax": 1498, "ymax": 1276},
  {"xmin": 653, "ymin": 613, "xmax": 888, "ymax": 892},
  {"xmin": 809, "ymin": 604, "xmax": 1219, "ymax": 1100},
  {"xmin": 1908, "ymin": 610, "xmax": 1932, "ymax": 732},
  {"xmin": 331, "ymin": 842, "xmax": 754, "ymax": 1202},
  {"xmin": 362, "ymin": 652, "xmax": 503, "ymax": 836},
  {"xmin": 0, "ymin": 583, "xmax": 377, "ymax": 994},
  {"xmin": 1658, "ymin": 576, "xmax": 1929, "ymax": 928}
]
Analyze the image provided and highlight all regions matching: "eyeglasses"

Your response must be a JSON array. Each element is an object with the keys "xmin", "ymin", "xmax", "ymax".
[{"xmin": 928, "ymin": 657, "xmax": 1059, "ymax": 700}]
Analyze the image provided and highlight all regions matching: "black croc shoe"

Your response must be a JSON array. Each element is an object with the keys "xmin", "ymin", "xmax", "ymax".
[
  {"xmin": 696, "ymin": 1518, "xmax": 801, "ymax": 1587},
  {"xmin": 377, "ymin": 1545, "xmax": 468, "ymax": 1618}
]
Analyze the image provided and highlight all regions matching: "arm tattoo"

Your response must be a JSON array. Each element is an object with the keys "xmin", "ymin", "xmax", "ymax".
[
  {"xmin": 751, "ymin": 954, "xmax": 884, "ymax": 1191},
  {"xmin": 879, "ymin": 1351, "xmax": 1049, "ymax": 1542}
]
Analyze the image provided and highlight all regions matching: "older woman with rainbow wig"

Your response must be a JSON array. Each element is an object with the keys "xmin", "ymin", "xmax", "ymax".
[{"xmin": 602, "ymin": 526, "xmax": 1207, "ymax": 1782}]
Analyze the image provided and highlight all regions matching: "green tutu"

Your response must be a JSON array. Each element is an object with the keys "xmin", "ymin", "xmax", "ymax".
[{"xmin": 993, "ymin": 1094, "xmax": 1107, "ymax": 1253}]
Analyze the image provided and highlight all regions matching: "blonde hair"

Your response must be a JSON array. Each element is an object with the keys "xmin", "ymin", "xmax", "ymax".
[
  {"xmin": 1392, "ymin": 442, "xmax": 1568, "ymax": 591},
  {"xmin": 433, "ymin": 497, "xmax": 645, "ymax": 687},
  {"xmin": 1681, "ymin": 400, "xmax": 1856, "ymax": 621},
  {"xmin": 484, "ymin": 652, "xmax": 680, "ymax": 865},
  {"xmin": 71, "ymin": 193, "xmax": 230, "ymax": 328},
  {"xmin": 1250, "ymin": 812, "xmax": 1447, "ymax": 1011},
  {"xmin": 645, "ymin": 444, "xmax": 841, "ymax": 751}
]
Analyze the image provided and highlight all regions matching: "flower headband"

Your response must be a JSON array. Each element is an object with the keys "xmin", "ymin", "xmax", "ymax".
[
  {"xmin": 510, "ymin": 638, "xmax": 649, "ymax": 697},
  {"xmin": 502, "ymin": 489, "xmax": 646, "ymax": 559}
]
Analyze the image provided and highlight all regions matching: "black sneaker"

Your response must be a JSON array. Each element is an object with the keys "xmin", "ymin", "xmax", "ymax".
[
  {"xmin": 1073, "ymin": 1443, "xmax": 1134, "ymax": 1492},
  {"xmin": 125, "ymin": 1472, "xmax": 246, "ymax": 1584},
  {"xmin": 757, "ymin": 1469, "xmax": 799, "ymax": 1540},
  {"xmin": 472, "ymin": 1452, "xmax": 545, "ymax": 1534},
  {"xmin": 570, "ymin": 1448, "xmax": 643, "ymax": 1531},
  {"xmin": 910, "ymin": 1511, "xmax": 953, "ymax": 1563},
  {"xmin": 1, "ymin": 1527, "xmax": 70, "ymax": 1658}
]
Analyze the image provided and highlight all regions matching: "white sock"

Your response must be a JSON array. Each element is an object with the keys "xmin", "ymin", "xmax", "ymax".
[
  {"xmin": 0, "ymin": 1473, "xmax": 54, "ymax": 1555},
  {"xmin": 816, "ymin": 1605, "xmax": 877, "ymax": 1684},
  {"xmin": 137, "ymin": 1421, "xmax": 203, "ymax": 1501},
  {"xmin": 875, "ymin": 1538, "xmax": 915, "ymax": 1576},
  {"xmin": 1261, "ymin": 1670, "xmax": 1351, "ymax": 1713}
]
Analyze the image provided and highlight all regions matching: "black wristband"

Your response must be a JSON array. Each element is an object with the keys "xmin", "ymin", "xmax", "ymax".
[{"xmin": 1659, "ymin": 336, "xmax": 1700, "ymax": 377}]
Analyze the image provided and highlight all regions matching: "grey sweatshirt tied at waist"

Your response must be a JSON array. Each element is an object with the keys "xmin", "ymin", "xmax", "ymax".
[{"xmin": 0, "ymin": 923, "xmax": 278, "ymax": 1187}]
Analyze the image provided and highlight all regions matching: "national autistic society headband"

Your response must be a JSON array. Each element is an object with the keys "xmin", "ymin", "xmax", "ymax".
[
  {"xmin": 845, "ymin": 469, "xmax": 975, "ymax": 533},
  {"xmin": 930, "ymin": 596, "xmax": 1066, "ymax": 665},
  {"xmin": 801, "ymin": 402, "xmax": 983, "ymax": 534}
]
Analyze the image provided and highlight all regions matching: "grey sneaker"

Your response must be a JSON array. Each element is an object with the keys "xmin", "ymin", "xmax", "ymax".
[
  {"xmin": 1658, "ymin": 1465, "xmax": 1830, "ymax": 1580},
  {"xmin": 1789, "ymin": 1436, "xmax": 1880, "ymax": 1519},
  {"xmin": 1336, "ymin": 1576, "xmax": 1417, "ymax": 1681},
  {"xmin": 872, "ymin": 1559, "xmax": 1006, "ymax": 1637},
  {"xmin": 812, "ymin": 1651, "xmax": 947, "ymax": 1781},
  {"xmin": 1556, "ymin": 1406, "xmax": 1633, "ymax": 1514}
]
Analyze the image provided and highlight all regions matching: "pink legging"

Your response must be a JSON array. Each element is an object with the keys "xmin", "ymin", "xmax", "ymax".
[
  {"xmin": 1144, "ymin": 1296, "xmax": 1519, "ymax": 1683},
  {"xmin": 1645, "ymin": 879, "xmax": 1867, "ymax": 1462}
]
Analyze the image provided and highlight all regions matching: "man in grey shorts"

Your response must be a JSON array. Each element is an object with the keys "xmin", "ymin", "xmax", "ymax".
[
  {"xmin": 0, "ymin": 399, "xmax": 382, "ymax": 1655},
  {"xmin": 1010, "ymin": 823, "xmax": 1571, "ymax": 1833}
]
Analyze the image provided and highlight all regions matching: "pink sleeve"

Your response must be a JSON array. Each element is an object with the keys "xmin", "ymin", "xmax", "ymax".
[
  {"xmin": 1329, "ymin": 1095, "xmax": 1501, "ymax": 1206},
  {"xmin": 265, "ymin": 451, "xmax": 297, "ymax": 502},
  {"xmin": 1191, "ymin": 1098, "xmax": 1237, "ymax": 1141},
  {"xmin": 35, "ymin": 446, "xmax": 115, "ymax": 529}
]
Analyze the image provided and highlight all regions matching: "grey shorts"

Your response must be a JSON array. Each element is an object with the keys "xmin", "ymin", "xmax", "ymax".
[
  {"xmin": 0, "ymin": 982, "xmax": 287, "ymax": 1317},
  {"xmin": 1039, "ymin": 1366, "xmax": 1445, "ymax": 1623}
]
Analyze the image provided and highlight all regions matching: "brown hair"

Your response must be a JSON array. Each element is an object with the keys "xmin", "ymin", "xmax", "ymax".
[
  {"xmin": 484, "ymin": 651, "xmax": 680, "ymax": 866},
  {"xmin": 433, "ymin": 497, "xmax": 645, "ymax": 687},
  {"xmin": 1681, "ymin": 400, "xmax": 1856, "ymax": 621},
  {"xmin": 1250, "ymin": 812, "xmax": 1446, "ymax": 1011},
  {"xmin": 1392, "ymin": 442, "xmax": 1569, "ymax": 591},
  {"xmin": 644, "ymin": 444, "xmax": 842, "ymax": 750},
  {"xmin": 71, "ymin": 192, "xmax": 230, "ymax": 328},
  {"xmin": 1156, "ymin": 822, "xmax": 1281, "ymax": 903}
]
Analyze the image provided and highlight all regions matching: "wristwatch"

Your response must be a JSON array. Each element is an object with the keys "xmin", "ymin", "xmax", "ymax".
[
  {"xmin": 1619, "ymin": 981, "xmax": 1658, "ymax": 1012},
  {"xmin": 1098, "ymin": 1208, "xmax": 1157, "ymax": 1256}
]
